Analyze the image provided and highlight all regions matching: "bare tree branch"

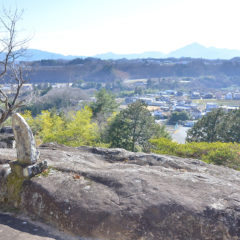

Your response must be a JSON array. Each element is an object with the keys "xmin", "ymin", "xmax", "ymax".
[{"xmin": 0, "ymin": 8, "xmax": 30, "ymax": 127}]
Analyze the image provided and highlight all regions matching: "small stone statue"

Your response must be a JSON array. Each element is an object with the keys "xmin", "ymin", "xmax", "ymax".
[
  {"xmin": 12, "ymin": 113, "xmax": 40, "ymax": 164},
  {"xmin": 11, "ymin": 113, "xmax": 47, "ymax": 178}
]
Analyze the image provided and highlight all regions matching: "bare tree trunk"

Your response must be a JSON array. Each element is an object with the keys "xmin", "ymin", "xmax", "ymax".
[{"xmin": 0, "ymin": 8, "xmax": 29, "ymax": 128}]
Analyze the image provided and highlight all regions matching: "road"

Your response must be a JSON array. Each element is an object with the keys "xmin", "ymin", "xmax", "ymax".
[{"xmin": 171, "ymin": 126, "xmax": 190, "ymax": 144}]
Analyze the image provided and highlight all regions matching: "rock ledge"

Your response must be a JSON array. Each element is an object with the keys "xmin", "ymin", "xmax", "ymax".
[{"xmin": 0, "ymin": 143, "xmax": 240, "ymax": 240}]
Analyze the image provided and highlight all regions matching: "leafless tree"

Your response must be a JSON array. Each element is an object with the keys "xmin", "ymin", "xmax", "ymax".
[{"xmin": 0, "ymin": 8, "xmax": 30, "ymax": 127}]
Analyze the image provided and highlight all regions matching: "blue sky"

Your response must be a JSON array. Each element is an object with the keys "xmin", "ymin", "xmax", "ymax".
[{"xmin": 2, "ymin": 0, "xmax": 240, "ymax": 56}]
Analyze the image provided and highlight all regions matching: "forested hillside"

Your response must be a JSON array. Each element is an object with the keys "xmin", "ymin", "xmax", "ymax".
[{"xmin": 18, "ymin": 57, "xmax": 240, "ymax": 89}]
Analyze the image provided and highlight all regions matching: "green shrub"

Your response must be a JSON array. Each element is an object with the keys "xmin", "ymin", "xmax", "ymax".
[
  {"xmin": 150, "ymin": 138, "xmax": 240, "ymax": 170},
  {"xmin": 150, "ymin": 138, "xmax": 178, "ymax": 155}
]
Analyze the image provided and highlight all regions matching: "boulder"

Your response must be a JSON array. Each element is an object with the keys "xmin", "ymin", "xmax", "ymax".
[
  {"xmin": 0, "ymin": 126, "xmax": 13, "ymax": 134},
  {"xmin": 0, "ymin": 144, "xmax": 240, "ymax": 240},
  {"xmin": 0, "ymin": 141, "xmax": 8, "ymax": 148},
  {"xmin": 0, "ymin": 126, "xmax": 15, "ymax": 148}
]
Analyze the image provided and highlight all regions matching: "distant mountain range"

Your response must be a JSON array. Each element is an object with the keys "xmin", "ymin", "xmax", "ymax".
[
  {"xmin": 93, "ymin": 51, "xmax": 165, "ymax": 60},
  {"xmin": 167, "ymin": 43, "xmax": 240, "ymax": 59},
  {"xmin": 20, "ymin": 43, "xmax": 240, "ymax": 61},
  {"xmin": 19, "ymin": 49, "xmax": 78, "ymax": 61}
]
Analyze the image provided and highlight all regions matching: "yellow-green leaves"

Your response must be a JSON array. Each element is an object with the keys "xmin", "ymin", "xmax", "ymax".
[
  {"xmin": 63, "ymin": 107, "xmax": 98, "ymax": 147},
  {"xmin": 22, "ymin": 107, "xmax": 98, "ymax": 147},
  {"xmin": 150, "ymin": 139, "xmax": 240, "ymax": 170},
  {"xmin": 37, "ymin": 110, "xmax": 65, "ymax": 143}
]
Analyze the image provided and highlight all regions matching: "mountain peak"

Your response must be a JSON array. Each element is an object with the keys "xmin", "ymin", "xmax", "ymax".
[
  {"xmin": 187, "ymin": 42, "xmax": 205, "ymax": 47},
  {"xmin": 16, "ymin": 43, "xmax": 240, "ymax": 61},
  {"xmin": 167, "ymin": 43, "xmax": 240, "ymax": 59}
]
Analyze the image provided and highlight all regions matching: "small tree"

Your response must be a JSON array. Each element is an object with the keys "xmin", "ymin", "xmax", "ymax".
[
  {"xmin": 186, "ymin": 108, "xmax": 226, "ymax": 142},
  {"xmin": 0, "ymin": 8, "xmax": 29, "ymax": 127},
  {"xmin": 90, "ymin": 88, "xmax": 118, "ymax": 127},
  {"xmin": 168, "ymin": 111, "xmax": 189, "ymax": 125},
  {"xmin": 106, "ymin": 100, "xmax": 170, "ymax": 152},
  {"xmin": 218, "ymin": 110, "xmax": 240, "ymax": 143}
]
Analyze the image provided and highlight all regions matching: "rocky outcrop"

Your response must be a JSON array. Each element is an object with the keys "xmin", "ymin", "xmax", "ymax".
[
  {"xmin": 0, "ymin": 126, "xmax": 14, "ymax": 148},
  {"xmin": 0, "ymin": 126, "xmax": 13, "ymax": 134},
  {"xmin": 0, "ymin": 144, "xmax": 240, "ymax": 240},
  {"xmin": 0, "ymin": 114, "xmax": 47, "ymax": 210}
]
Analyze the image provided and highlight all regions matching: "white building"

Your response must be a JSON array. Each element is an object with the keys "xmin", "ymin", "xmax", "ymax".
[
  {"xmin": 225, "ymin": 92, "xmax": 233, "ymax": 100},
  {"xmin": 206, "ymin": 103, "xmax": 219, "ymax": 112}
]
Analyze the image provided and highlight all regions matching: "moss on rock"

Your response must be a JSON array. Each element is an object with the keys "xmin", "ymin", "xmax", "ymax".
[{"xmin": 6, "ymin": 173, "xmax": 26, "ymax": 208}]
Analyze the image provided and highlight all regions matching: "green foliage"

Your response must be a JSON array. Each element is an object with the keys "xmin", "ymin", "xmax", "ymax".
[
  {"xmin": 21, "ymin": 110, "xmax": 40, "ymax": 134},
  {"xmin": 36, "ymin": 110, "xmax": 65, "ymax": 143},
  {"xmin": 168, "ymin": 111, "xmax": 189, "ymax": 125},
  {"xmin": 62, "ymin": 108, "xmax": 98, "ymax": 146},
  {"xmin": 90, "ymin": 88, "xmax": 118, "ymax": 119},
  {"xmin": 186, "ymin": 108, "xmax": 240, "ymax": 143},
  {"xmin": 217, "ymin": 109, "xmax": 240, "ymax": 143},
  {"xmin": 21, "ymin": 97, "xmax": 71, "ymax": 116},
  {"xmin": 89, "ymin": 88, "xmax": 118, "ymax": 134},
  {"xmin": 105, "ymin": 100, "xmax": 170, "ymax": 152},
  {"xmin": 22, "ymin": 107, "xmax": 99, "ymax": 147},
  {"xmin": 151, "ymin": 124, "xmax": 171, "ymax": 140},
  {"xmin": 72, "ymin": 79, "xmax": 84, "ymax": 88},
  {"xmin": 21, "ymin": 105, "xmax": 240, "ymax": 171},
  {"xmin": 118, "ymin": 90, "xmax": 135, "ymax": 97},
  {"xmin": 150, "ymin": 138, "xmax": 179, "ymax": 155},
  {"xmin": 150, "ymin": 138, "xmax": 240, "ymax": 170}
]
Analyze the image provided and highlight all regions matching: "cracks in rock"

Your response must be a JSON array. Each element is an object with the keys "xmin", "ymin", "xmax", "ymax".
[
  {"xmin": 54, "ymin": 166, "xmax": 123, "ymax": 190},
  {"xmin": 109, "ymin": 194, "xmax": 121, "ymax": 207}
]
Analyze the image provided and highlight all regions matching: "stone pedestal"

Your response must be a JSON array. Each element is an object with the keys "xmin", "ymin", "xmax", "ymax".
[{"xmin": 10, "ymin": 160, "xmax": 48, "ymax": 178}]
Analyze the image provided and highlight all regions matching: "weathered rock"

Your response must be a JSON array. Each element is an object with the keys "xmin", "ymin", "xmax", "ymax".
[
  {"xmin": 0, "ymin": 126, "xmax": 15, "ymax": 149},
  {"xmin": 0, "ymin": 126, "xmax": 13, "ymax": 134},
  {"xmin": 23, "ymin": 160, "xmax": 48, "ymax": 178},
  {"xmin": 0, "ymin": 133, "xmax": 15, "ymax": 148},
  {"xmin": 9, "ymin": 160, "xmax": 48, "ymax": 178},
  {"xmin": 12, "ymin": 113, "xmax": 39, "ymax": 164},
  {"xmin": 0, "ymin": 144, "xmax": 240, "ymax": 240},
  {"xmin": 0, "ymin": 212, "xmax": 82, "ymax": 240},
  {"xmin": 0, "ymin": 141, "xmax": 8, "ymax": 148}
]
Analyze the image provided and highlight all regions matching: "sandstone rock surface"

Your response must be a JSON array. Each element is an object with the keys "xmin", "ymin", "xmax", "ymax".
[
  {"xmin": 0, "ymin": 212, "xmax": 84, "ymax": 240},
  {"xmin": 0, "ymin": 143, "xmax": 240, "ymax": 240}
]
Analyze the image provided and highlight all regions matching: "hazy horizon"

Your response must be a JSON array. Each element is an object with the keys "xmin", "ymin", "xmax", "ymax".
[
  {"xmin": 25, "ymin": 42, "xmax": 240, "ymax": 57},
  {"xmin": 3, "ymin": 0, "xmax": 240, "ymax": 56}
]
